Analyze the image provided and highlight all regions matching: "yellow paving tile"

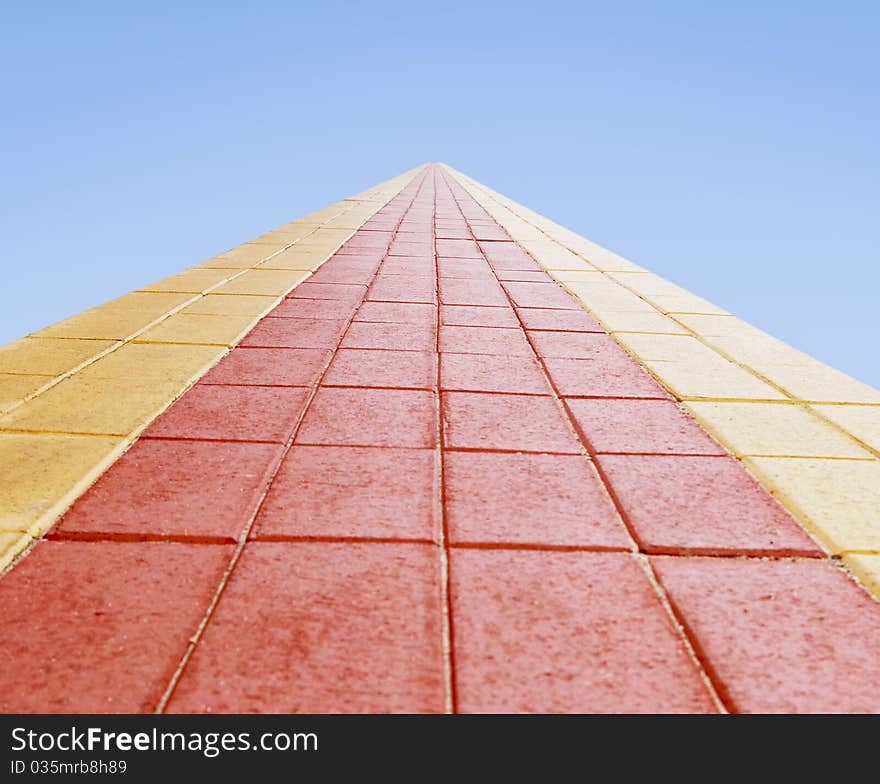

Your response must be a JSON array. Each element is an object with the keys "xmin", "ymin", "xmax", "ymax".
[
  {"xmin": 647, "ymin": 292, "xmax": 729, "ymax": 315},
  {"xmin": 0, "ymin": 374, "xmax": 53, "ymax": 414},
  {"xmin": 704, "ymin": 330, "xmax": 812, "ymax": 367},
  {"xmin": 550, "ymin": 270, "xmax": 606, "ymax": 283},
  {"xmin": 0, "ymin": 374, "xmax": 189, "ymax": 436},
  {"xmin": 755, "ymin": 360, "xmax": 880, "ymax": 405},
  {"xmin": 195, "ymin": 255, "xmax": 259, "ymax": 270},
  {"xmin": 701, "ymin": 327, "xmax": 880, "ymax": 403},
  {"xmin": 208, "ymin": 242, "xmax": 285, "ymax": 267},
  {"xmin": 212, "ymin": 268, "xmax": 311, "ymax": 296},
  {"xmin": 183, "ymin": 294, "xmax": 280, "ymax": 317},
  {"xmin": 32, "ymin": 308, "xmax": 166, "ymax": 341},
  {"xmin": 138, "ymin": 313, "xmax": 261, "ymax": 346},
  {"xmin": 684, "ymin": 401, "xmax": 872, "ymax": 458},
  {"xmin": 0, "ymin": 337, "xmax": 117, "ymax": 376},
  {"xmin": 645, "ymin": 359, "xmax": 786, "ymax": 401},
  {"xmin": 608, "ymin": 271, "xmax": 694, "ymax": 298},
  {"xmin": 744, "ymin": 457, "xmax": 880, "ymax": 553},
  {"xmin": 315, "ymin": 215, "xmax": 364, "ymax": 230},
  {"xmin": 254, "ymin": 225, "xmax": 318, "ymax": 244},
  {"xmin": 617, "ymin": 333, "xmax": 786, "ymax": 399},
  {"xmin": 279, "ymin": 240, "xmax": 340, "ymax": 257},
  {"xmin": 520, "ymin": 240, "xmax": 591, "ymax": 270},
  {"xmin": 78, "ymin": 342, "xmax": 225, "ymax": 382},
  {"xmin": 141, "ymin": 268, "xmax": 235, "ymax": 293},
  {"xmin": 811, "ymin": 404, "xmax": 880, "ymax": 453},
  {"xmin": 0, "ymin": 532, "xmax": 30, "ymax": 572},
  {"xmin": 565, "ymin": 241, "xmax": 647, "ymax": 272},
  {"xmin": 564, "ymin": 281, "xmax": 650, "ymax": 313},
  {"xmin": 311, "ymin": 225, "xmax": 358, "ymax": 240},
  {"xmin": 257, "ymin": 248, "xmax": 325, "ymax": 270},
  {"xmin": 99, "ymin": 291, "xmax": 195, "ymax": 313},
  {"xmin": 495, "ymin": 217, "xmax": 544, "ymax": 240},
  {"xmin": 302, "ymin": 207, "xmax": 344, "ymax": 223},
  {"xmin": 843, "ymin": 554, "xmax": 880, "ymax": 599},
  {"xmin": 602, "ymin": 311, "xmax": 689, "ymax": 334},
  {"xmin": 674, "ymin": 313, "xmax": 753, "ymax": 338},
  {"xmin": 0, "ymin": 433, "xmax": 126, "ymax": 534},
  {"xmin": 617, "ymin": 333, "xmax": 737, "ymax": 363}
]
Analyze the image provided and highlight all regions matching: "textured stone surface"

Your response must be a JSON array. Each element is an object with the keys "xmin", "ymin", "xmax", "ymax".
[
  {"xmin": 654, "ymin": 556, "xmax": 880, "ymax": 713},
  {"xmin": 167, "ymin": 543, "xmax": 445, "ymax": 713},
  {"xmin": 0, "ymin": 541, "xmax": 231, "ymax": 712},
  {"xmin": 451, "ymin": 550, "xmax": 716, "ymax": 713}
]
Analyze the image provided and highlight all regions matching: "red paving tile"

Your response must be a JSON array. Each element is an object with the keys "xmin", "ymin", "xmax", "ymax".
[
  {"xmin": 309, "ymin": 261, "xmax": 379, "ymax": 284},
  {"xmin": 479, "ymin": 242, "xmax": 541, "ymax": 269},
  {"xmin": 436, "ymin": 238, "xmax": 481, "ymax": 257},
  {"xmin": 0, "ymin": 541, "xmax": 232, "ymax": 712},
  {"xmin": 503, "ymin": 281, "xmax": 580, "ymax": 310},
  {"xmin": 354, "ymin": 300, "xmax": 435, "ymax": 326},
  {"xmin": 381, "ymin": 256, "xmax": 435, "ymax": 275},
  {"xmin": 442, "ymin": 391, "xmax": 581, "ymax": 453},
  {"xmin": 439, "ymin": 304, "xmax": 519, "ymax": 328},
  {"xmin": 517, "ymin": 307, "xmax": 604, "ymax": 332},
  {"xmin": 435, "ymin": 226, "xmax": 472, "ymax": 239},
  {"xmin": 439, "ymin": 277, "xmax": 508, "ymax": 307},
  {"xmin": 439, "ymin": 325, "xmax": 532, "ymax": 356},
  {"xmin": 496, "ymin": 269, "xmax": 551, "ymax": 282},
  {"xmin": 653, "ymin": 557, "xmax": 880, "ymax": 713},
  {"xmin": 545, "ymin": 355, "xmax": 667, "ymax": 398},
  {"xmin": 271, "ymin": 298, "xmax": 357, "ymax": 320},
  {"xmin": 254, "ymin": 446, "xmax": 437, "ymax": 540},
  {"xmin": 597, "ymin": 454, "xmax": 822, "ymax": 556},
  {"xmin": 341, "ymin": 233, "xmax": 391, "ymax": 249},
  {"xmin": 167, "ymin": 543, "xmax": 445, "ymax": 713},
  {"xmin": 528, "ymin": 330, "xmax": 620, "ymax": 359},
  {"xmin": 241, "ymin": 317, "xmax": 347, "ymax": 349},
  {"xmin": 297, "ymin": 387, "xmax": 435, "ymax": 448},
  {"xmin": 368, "ymin": 274, "xmax": 436, "ymax": 303},
  {"xmin": 451, "ymin": 550, "xmax": 716, "ymax": 713},
  {"xmin": 389, "ymin": 241, "xmax": 433, "ymax": 257},
  {"xmin": 445, "ymin": 452, "xmax": 627, "ymax": 547},
  {"xmin": 200, "ymin": 347, "xmax": 329, "ymax": 387},
  {"xmin": 333, "ymin": 247, "xmax": 385, "ymax": 262},
  {"xmin": 288, "ymin": 282, "xmax": 367, "ymax": 307},
  {"xmin": 341, "ymin": 320, "xmax": 435, "ymax": 351},
  {"xmin": 438, "ymin": 258, "xmax": 496, "ymax": 280},
  {"xmin": 441, "ymin": 353, "xmax": 552, "ymax": 395},
  {"xmin": 469, "ymin": 224, "xmax": 510, "ymax": 241},
  {"xmin": 566, "ymin": 398, "xmax": 727, "ymax": 455},
  {"xmin": 325, "ymin": 348, "xmax": 434, "ymax": 389},
  {"xmin": 146, "ymin": 384, "xmax": 309, "ymax": 442},
  {"xmin": 58, "ymin": 439, "xmax": 282, "ymax": 540}
]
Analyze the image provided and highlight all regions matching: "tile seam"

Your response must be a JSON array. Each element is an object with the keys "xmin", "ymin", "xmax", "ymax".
[{"xmin": 429, "ymin": 167, "xmax": 457, "ymax": 716}]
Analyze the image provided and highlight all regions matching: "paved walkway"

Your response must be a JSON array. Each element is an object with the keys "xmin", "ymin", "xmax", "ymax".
[{"xmin": 2, "ymin": 165, "xmax": 880, "ymax": 713}]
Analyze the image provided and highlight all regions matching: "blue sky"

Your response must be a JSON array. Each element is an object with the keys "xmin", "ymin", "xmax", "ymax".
[{"xmin": 2, "ymin": 1, "xmax": 877, "ymax": 386}]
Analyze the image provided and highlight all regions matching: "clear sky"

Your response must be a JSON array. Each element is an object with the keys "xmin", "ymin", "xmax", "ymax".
[{"xmin": 2, "ymin": 1, "xmax": 877, "ymax": 386}]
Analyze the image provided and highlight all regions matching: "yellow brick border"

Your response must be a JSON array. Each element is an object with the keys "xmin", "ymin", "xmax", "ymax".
[
  {"xmin": 0, "ymin": 166, "xmax": 425, "ymax": 572},
  {"xmin": 444, "ymin": 164, "xmax": 880, "ymax": 596}
]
